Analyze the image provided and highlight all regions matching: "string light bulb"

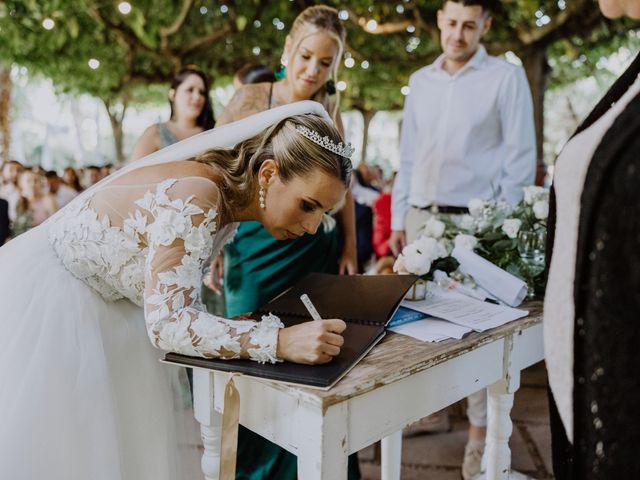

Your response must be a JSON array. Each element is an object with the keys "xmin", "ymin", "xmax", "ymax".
[
  {"xmin": 118, "ymin": 2, "xmax": 132, "ymax": 15},
  {"xmin": 42, "ymin": 18, "xmax": 55, "ymax": 30}
]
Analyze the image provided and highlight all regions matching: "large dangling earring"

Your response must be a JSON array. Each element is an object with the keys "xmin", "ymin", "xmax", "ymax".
[
  {"xmin": 325, "ymin": 79, "xmax": 336, "ymax": 95},
  {"xmin": 275, "ymin": 54, "xmax": 287, "ymax": 80},
  {"xmin": 259, "ymin": 186, "xmax": 266, "ymax": 209}
]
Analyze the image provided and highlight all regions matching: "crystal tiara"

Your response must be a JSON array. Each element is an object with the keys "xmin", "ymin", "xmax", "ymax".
[{"xmin": 295, "ymin": 125, "xmax": 355, "ymax": 158}]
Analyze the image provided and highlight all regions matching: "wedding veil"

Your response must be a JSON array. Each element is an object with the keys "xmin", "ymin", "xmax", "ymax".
[{"xmin": 46, "ymin": 101, "xmax": 332, "ymax": 224}]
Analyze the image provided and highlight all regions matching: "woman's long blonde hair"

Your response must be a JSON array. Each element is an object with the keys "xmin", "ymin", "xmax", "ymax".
[
  {"xmin": 284, "ymin": 6, "xmax": 346, "ymax": 120},
  {"xmin": 195, "ymin": 114, "xmax": 352, "ymax": 212}
]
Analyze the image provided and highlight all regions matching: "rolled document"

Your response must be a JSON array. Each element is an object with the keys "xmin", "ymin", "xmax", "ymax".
[{"xmin": 452, "ymin": 246, "xmax": 528, "ymax": 307}]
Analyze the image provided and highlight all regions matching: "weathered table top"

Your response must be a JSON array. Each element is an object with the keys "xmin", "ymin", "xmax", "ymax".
[{"xmin": 266, "ymin": 301, "xmax": 543, "ymax": 406}]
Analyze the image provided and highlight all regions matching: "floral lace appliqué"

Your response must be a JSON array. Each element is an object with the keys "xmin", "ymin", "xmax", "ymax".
[{"xmin": 49, "ymin": 178, "xmax": 282, "ymax": 364}]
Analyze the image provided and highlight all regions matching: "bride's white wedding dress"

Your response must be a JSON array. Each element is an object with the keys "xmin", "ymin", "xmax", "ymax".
[{"xmin": 0, "ymin": 101, "xmax": 330, "ymax": 480}]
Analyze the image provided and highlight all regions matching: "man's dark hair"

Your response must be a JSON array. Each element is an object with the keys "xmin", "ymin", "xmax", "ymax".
[
  {"xmin": 443, "ymin": 0, "xmax": 493, "ymax": 15},
  {"xmin": 44, "ymin": 170, "xmax": 59, "ymax": 179}
]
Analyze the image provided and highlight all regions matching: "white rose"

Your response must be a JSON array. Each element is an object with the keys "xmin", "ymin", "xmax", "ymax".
[
  {"xmin": 501, "ymin": 218, "xmax": 522, "ymax": 239},
  {"xmin": 401, "ymin": 243, "xmax": 432, "ymax": 276},
  {"xmin": 457, "ymin": 214, "xmax": 476, "ymax": 231},
  {"xmin": 413, "ymin": 236, "xmax": 443, "ymax": 261},
  {"xmin": 436, "ymin": 239, "xmax": 450, "ymax": 258},
  {"xmin": 423, "ymin": 217, "xmax": 446, "ymax": 238},
  {"xmin": 393, "ymin": 254, "xmax": 409, "ymax": 274},
  {"xmin": 533, "ymin": 200, "xmax": 549, "ymax": 220},
  {"xmin": 454, "ymin": 233, "xmax": 478, "ymax": 251},
  {"xmin": 468, "ymin": 198, "xmax": 485, "ymax": 217},
  {"xmin": 523, "ymin": 186, "xmax": 548, "ymax": 205}
]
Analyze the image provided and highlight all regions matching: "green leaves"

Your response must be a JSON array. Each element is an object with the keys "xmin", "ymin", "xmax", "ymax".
[
  {"xmin": 0, "ymin": 0, "xmax": 635, "ymax": 112},
  {"xmin": 432, "ymin": 256, "xmax": 460, "ymax": 275}
]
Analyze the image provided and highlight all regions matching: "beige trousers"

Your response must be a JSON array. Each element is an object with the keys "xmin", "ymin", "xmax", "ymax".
[{"xmin": 404, "ymin": 207, "xmax": 488, "ymax": 428}]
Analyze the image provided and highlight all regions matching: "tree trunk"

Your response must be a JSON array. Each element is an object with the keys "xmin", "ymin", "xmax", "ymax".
[
  {"xmin": 520, "ymin": 47, "xmax": 549, "ymax": 186},
  {"xmin": 0, "ymin": 65, "xmax": 12, "ymax": 163},
  {"xmin": 103, "ymin": 96, "xmax": 128, "ymax": 165},
  {"xmin": 359, "ymin": 108, "xmax": 377, "ymax": 165}
]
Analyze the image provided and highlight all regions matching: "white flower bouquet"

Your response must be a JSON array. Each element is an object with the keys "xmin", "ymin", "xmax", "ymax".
[{"xmin": 395, "ymin": 186, "xmax": 549, "ymax": 298}]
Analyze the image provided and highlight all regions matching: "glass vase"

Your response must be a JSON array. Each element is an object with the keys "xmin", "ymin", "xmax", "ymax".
[
  {"xmin": 517, "ymin": 228, "xmax": 546, "ymax": 298},
  {"xmin": 405, "ymin": 279, "xmax": 428, "ymax": 301}
]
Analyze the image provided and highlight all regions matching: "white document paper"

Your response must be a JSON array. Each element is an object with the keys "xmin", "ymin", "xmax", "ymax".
[
  {"xmin": 452, "ymin": 246, "xmax": 528, "ymax": 307},
  {"xmin": 388, "ymin": 317, "xmax": 471, "ymax": 342},
  {"xmin": 401, "ymin": 285, "xmax": 528, "ymax": 332}
]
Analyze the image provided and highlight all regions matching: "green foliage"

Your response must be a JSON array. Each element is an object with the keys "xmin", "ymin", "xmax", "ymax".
[{"xmin": 0, "ymin": 0, "xmax": 636, "ymax": 111}]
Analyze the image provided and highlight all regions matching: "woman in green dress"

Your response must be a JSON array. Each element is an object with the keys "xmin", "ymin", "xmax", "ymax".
[{"xmin": 213, "ymin": 6, "xmax": 359, "ymax": 479}]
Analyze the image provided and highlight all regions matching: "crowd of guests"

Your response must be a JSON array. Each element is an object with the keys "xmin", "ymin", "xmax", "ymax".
[{"xmin": 0, "ymin": 160, "xmax": 118, "ymax": 244}]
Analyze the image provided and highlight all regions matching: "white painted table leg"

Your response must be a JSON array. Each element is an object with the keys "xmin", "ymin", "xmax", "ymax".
[
  {"xmin": 296, "ymin": 402, "xmax": 349, "ymax": 480},
  {"xmin": 381, "ymin": 430, "xmax": 402, "ymax": 480},
  {"xmin": 193, "ymin": 368, "xmax": 222, "ymax": 480},
  {"xmin": 485, "ymin": 381, "xmax": 515, "ymax": 480}
]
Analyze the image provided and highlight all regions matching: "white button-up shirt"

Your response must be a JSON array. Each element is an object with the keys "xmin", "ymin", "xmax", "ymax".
[{"xmin": 392, "ymin": 46, "xmax": 536, "ymax": 230}]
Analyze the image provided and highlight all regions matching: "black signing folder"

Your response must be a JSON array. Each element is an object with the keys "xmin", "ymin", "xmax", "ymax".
[{"xmin": 164, "ymin": 273, "xmax": 417, "ymax": 390}]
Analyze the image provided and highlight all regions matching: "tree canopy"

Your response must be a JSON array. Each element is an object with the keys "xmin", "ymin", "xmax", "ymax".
[
  {"xmin": 1, "ymin": 0, "xmax": 635, "ymax": 105},
  {"xmin": 0, "ymin": 0, "xmax": 637, "ymax": 164}
]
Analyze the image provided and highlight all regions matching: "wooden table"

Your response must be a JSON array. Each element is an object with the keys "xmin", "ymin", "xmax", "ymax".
[{"xmin": 192, "ymin": 302, "xmax": 543, "ymax": 480}]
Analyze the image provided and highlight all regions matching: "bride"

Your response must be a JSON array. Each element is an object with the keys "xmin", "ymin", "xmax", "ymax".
[{"xmin": 0, "ymin": 102, "xmax": 353, "ymax": 480}]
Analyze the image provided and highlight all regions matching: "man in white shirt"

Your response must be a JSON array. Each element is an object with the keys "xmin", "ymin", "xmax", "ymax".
[
  {"xmin": 391, "ymin": 0, "xmax": 535, "ymax": 248},
  {"xmin": 390, "ymin": 2, "xmax": 535, "ymax": 479}
]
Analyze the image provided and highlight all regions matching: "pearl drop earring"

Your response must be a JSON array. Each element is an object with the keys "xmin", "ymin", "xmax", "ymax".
[{"xmin": 259, "ymin": 186, "xmax": 266, "ymax": 209}]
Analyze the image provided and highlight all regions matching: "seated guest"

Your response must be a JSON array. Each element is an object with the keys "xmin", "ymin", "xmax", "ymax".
[
  {"xmin": 0, "ymin": 160, "xmax": 24, "ymax": 222},
  {"xmin": 17, "ymin": 170, "xmax": 57, "ymax": 230},
  {"xmin": 373, "ymin": 173, "xmax": 394, "ymax": 259},
  {"xmin": 45, "ymin": 171, "xmax": 78, "ymax": 209},
  {"xmin": 351, "ymin": 165, "xmax": 379, "ymax": 272},
  {"xmin": 101, "ymin": 163, "xmax": 115, "ymax": 179},
  {"xmin": 83, "ymin": 165, "xmax": 103, "ymax": 188},
  {"xmin": 63, "ymin": 166, "xmax": 83, "ymax": 193}
]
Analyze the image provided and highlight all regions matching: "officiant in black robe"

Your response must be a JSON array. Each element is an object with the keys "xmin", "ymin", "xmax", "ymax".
[{"xmin": 544, "ymin": 1, "xmax": 640, "ymax": 476}]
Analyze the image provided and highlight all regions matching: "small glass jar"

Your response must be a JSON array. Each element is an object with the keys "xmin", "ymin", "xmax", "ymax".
[{"xmin": 405, "ymin": 279, "xmax": 428, "ymax": 301}]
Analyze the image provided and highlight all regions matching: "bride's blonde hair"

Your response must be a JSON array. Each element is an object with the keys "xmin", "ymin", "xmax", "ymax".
[{"xmin": 195, "ymin": 114, "xmax": 352, "ymax": 210}]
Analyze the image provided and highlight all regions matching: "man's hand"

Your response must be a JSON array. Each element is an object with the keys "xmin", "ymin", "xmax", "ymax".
[{"xmin": 389, "ymin": 230, "xmax": 407, "ymax": 257}]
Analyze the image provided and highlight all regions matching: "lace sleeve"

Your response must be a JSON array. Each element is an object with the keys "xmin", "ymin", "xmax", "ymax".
[{"xmin": 141, "ymin": 177, "xmax": 283, "ymax": 363}]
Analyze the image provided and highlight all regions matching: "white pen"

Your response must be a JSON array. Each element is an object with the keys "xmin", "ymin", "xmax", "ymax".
[{"xmin": 300, "ymin": 294, "xmax": 322, "ymax": 321}]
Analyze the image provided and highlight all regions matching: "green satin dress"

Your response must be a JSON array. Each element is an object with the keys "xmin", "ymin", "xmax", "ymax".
[
  {"xmin": 225, "ymin": 224, "xmax": 360, "ymax": 479},
  {"xmin": 224, "ymin": 83, "xmax": 359, "ymax": 479}
]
